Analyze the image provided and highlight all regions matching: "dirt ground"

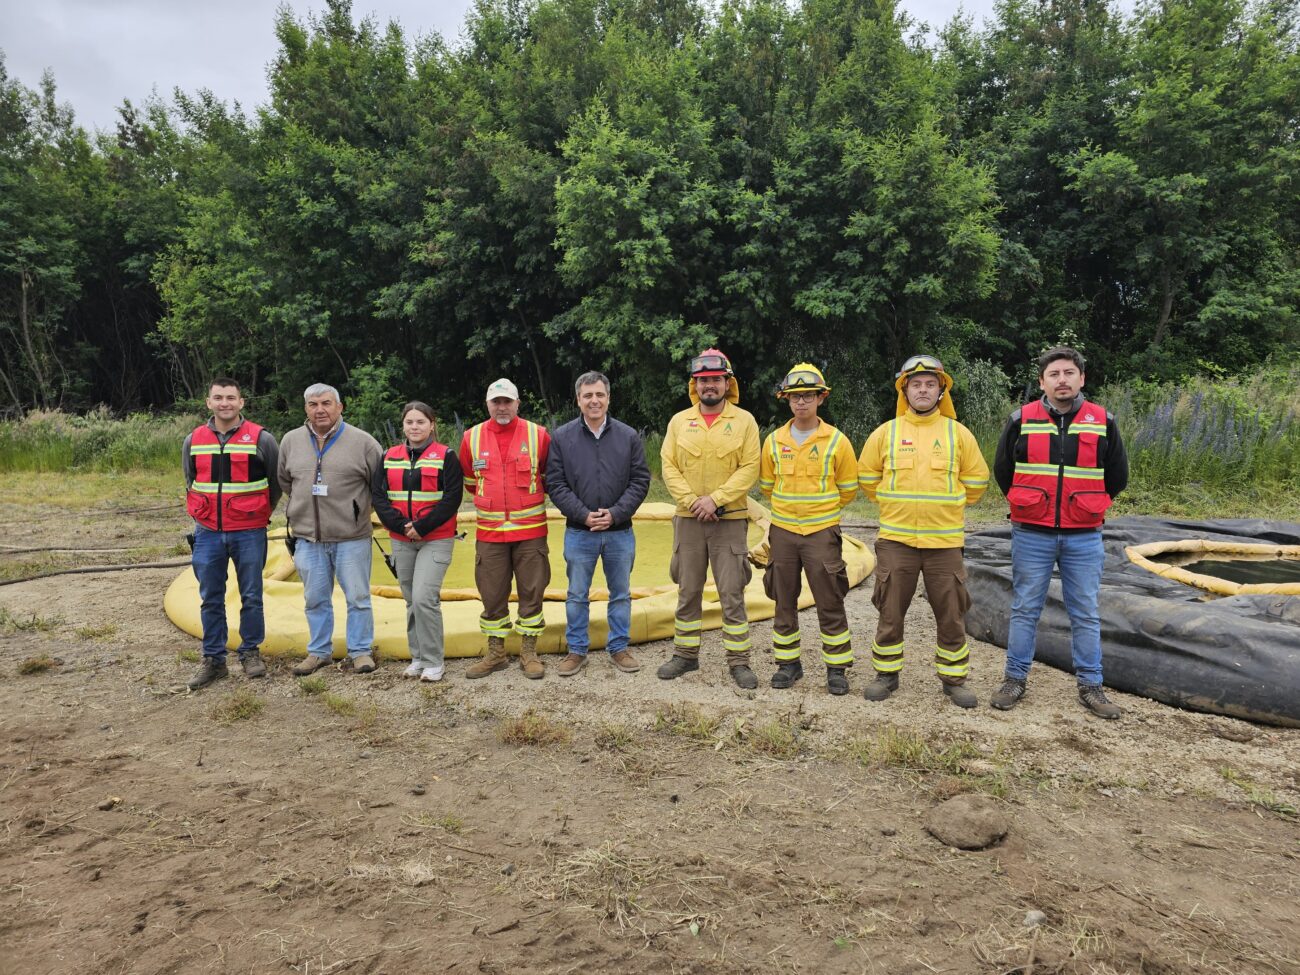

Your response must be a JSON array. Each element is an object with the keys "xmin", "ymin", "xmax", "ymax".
[{"xmin": 2, "ymin": 484, "xmax": 1298, "ymax": 975}]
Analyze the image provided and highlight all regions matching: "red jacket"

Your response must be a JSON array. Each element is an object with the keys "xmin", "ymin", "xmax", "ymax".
[
  {"xmin": 1006, "ymin": 398, "xmax": 1113, "ymax": 529},
  {"xmin": 186, "ymin": 421, "xmax": 272, "ymax": 531},
  {"xmin": 458, "ymin": 418, "xmax": 550, "ymax": 542},
  {"xmin": 382, "ymin": 442, "xmax": 457, "ymax": 541}
]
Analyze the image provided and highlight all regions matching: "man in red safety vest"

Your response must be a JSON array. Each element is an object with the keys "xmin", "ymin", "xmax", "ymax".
[
  {"xmin": 991, "ymin": 346, "xmax": 1129, "ymax": 719},
  {"xmin": 458, "ymin": 379, "xmax": 552, "ymax": 680},
  {"xmin": 182, "ymin": 377, "xmax": 280, "ymax": 689}
]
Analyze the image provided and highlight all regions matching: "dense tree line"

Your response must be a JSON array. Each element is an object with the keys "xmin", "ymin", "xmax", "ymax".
[{"xmin": 1, "ymin": 0, "xmax": 1296, "ymax": 436}]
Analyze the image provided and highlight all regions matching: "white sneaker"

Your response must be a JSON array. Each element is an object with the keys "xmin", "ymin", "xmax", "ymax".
[
  {"xmin": 402, "ymin": 662, "xmax": 422, "ymax": 679},
  {"xmin": 420, "ymin": 666, "xmax": 444, "ymax": 683}
]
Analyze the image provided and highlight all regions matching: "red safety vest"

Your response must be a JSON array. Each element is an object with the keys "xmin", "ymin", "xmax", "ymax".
[
  {"xmin": 186, "ymin": 421, "xmax": 272, "ymax": 531},
  {"xmin": 461, "ymin": 419, "xmax": 548, "ymax": 542},
  {"xmin": 1007, "ymin": 399, "xmax": 1113, "ymax": 529},
  {"xmin": 383, "ymin": 442, "xmax": 456, "ymax": 542}
]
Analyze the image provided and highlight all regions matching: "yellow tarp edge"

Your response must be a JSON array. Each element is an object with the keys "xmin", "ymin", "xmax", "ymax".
[
  {"xmin": 164, "ymin": 501, "xmax": 876, "ymax": 658},
  {"xmin": 1126, "ymin": 539, "xmax": 1300, "ymax": 597}
]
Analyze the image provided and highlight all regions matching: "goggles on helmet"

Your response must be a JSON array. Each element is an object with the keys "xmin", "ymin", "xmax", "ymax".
[
  {"xmin": 781, "ymin": 369, "xmax": 824, "ymax": 389},
  {"xmin": 689, "ymin": 352, "xmax": 732, "ymax": 377},
  {"xmin": 896, "ymin": 354, "xmax": 946, "ymax": 379}
]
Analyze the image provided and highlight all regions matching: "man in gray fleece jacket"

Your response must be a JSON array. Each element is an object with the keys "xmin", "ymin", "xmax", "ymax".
[{"xmin": 278, "ymin": 383, "xmax": 384, "ymax": 675}]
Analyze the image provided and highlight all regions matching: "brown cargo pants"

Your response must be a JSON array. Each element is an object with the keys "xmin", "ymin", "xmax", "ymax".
[
  {"xmin": 475, "ymin": 536, "xmax": 551, "ymax": 638},
  {"xmin": 669, "ymin": 516, "xmax": 753, "ymax": 664},
  {"xmin": 763, "ymin": 525, "xmax": 852, "ymax": 666},
  {"xmin": 871, "ymin": 538, "xmax": 971, "ymax": 683}
]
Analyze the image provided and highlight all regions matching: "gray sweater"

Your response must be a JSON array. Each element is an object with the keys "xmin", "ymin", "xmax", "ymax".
[{"xmin": 278, "ymin": 421, "xmax": 383, "ymax": 542}]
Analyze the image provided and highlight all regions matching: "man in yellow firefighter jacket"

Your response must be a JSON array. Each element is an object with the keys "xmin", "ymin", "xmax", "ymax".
[
  {"xmin": 857, "ymin": 355, "xmax": 989, "ymax": 707},
  {"xmin": 457, "ymin": 378, "xmax": 552, "ymax": 680},
  {"xmin": 658, "ymin": 349, "xmax": 762, "ymax": 688},
  {"xmin": 758, "ymin": 364, "xmax": 860, "ymax": 694}
]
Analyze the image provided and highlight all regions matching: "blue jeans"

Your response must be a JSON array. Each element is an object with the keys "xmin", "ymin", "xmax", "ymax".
[
  {"xmin": 293, "ymin": 537, "xmax": 374, "ymax": 659},
  {"xmin": 563, "ymin": 527, "xmax": 635, "ymax": 655},
  {"xmin": 192, "ymin": 525, "xmax": 267, "ymax": 659},
  {"xmin": 1006, "ymin": 525, "xmax": 1105, "ymax": 686}
]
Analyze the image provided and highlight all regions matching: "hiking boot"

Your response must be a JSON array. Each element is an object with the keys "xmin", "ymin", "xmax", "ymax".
[
  {"xmin": 863, "ymin": 672, "xmax": 899, "ymax": 702},
  {"xmin": 826, "ymin": 666, "xmax": 850, "ymax": 696},
  {"xmin": 989, "ymin": 676, "xmax": 1027, "ymax": 711},
  {"xmin": 239, "ymin": 652, "xmax": 267, "ymax": 679},
  {"xmin": 465, "ymin": 636, "xmax": 509, "ymax": 679},
  {"xmin": 942, "ymin": 681, "xmax": 978, "ymax": 709},
  {"xmin": 556, "ymin": 652, "xmax": 587, "ymax": 677},
  {"xmin": 657, "ymin": 655, "xmax": 699, "ymax": 680},
  {"xmin": 292, "ymin": 654, "xmax": 332, "ymax": 676},
  {"xmin": 730, "ymin": 663, "xmax": 757, "ymax": 690},
  {"xmin": 610, "ymin": 650, "xmax": 641, "ymax": 673},
  {"xmin": 352, "ymin": 653, "xmax": 377, "ymax": 674},
  {"xmin": 1079, "ymin": 684, "xmax": 1121, "ymax": 719},
  {"xmin": 770, "ymin": 660, "xmax": 803, "ymax": 689},
  {"xmin": 519, "ymin": 635, "xmax": 545, "ymax": 680},
  {"xmin": 188, "ymin": 656, "xmax": 228, "ymax": 690}
]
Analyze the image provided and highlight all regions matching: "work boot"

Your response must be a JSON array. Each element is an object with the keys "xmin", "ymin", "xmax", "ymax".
[
  {"xmin": 1078, "ymin": 684, "xmax": 1122, "ymax": 719},
  {"xmin": 292, "ymin": 654, "xmax": 332, "ymax": 676},
  {"xmin": 239, "ymin": 652, "xmax": 267, "ymax": 679},
  {"xmin": 352, "ymin": 653, "xmax": 377, "ymax": 674},
  {"xmin": 657, "ymin": 655, "xmax": 699, "ymax": 680},
  {"xmin": 730, "ymin": 663, "xmax": 757, "ymax": 690},
  {"xmin": 770, "ymin": 660, "xmax": 803, "ymax": 689},
  {"xmin": 465, "ymin": 636, "xmax": 510, "ymax": 679},
  {"xmin": 518, "ymin": 635, "xmax": 545, "ymax": 680},
  {"xmin": 610, "ymin": 650, "xmax": 641, "ymax": 673},
  {"xmin": 188, "ymin": 656, "xmax": 228, "ymax": 690},
  {"xmin": 556, "ymin": 652, "xmax": 587, "ymax": 677},
  {"xmin": 862, "ymin": 672, "xmax": 899, "ymax": 702},
  {"xmin": 941, "ymin": 680, "xmax": 978, "ymax": 709},
  {"xmin": 989, "ymin": 676, "xmax": 1027, "ymax": 711},
  {"xmin": 826, "ymin": 666, "xmax": 850, "ymax": 696}
]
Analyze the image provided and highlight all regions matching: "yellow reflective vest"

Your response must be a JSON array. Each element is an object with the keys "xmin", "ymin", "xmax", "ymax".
[
  {"xmin": 759, "ymin": 420, "xmax": 859, "ymax": 535},
  {"xmin": 857, "ymin": 409, "xmax": 989, "ymax": 548},
  {"xmin": 661, "ymin": 395, "xmax": 760, "ymax": 520}
]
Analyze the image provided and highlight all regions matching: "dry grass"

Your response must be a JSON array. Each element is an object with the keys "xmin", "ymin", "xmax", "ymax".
[
  {"xmin": 0, "ymin": 608, "xmax": 64, "ymax": 633},
  {"xmin": 654, "ymin": 703, "xmax": 723, "ymax": 741},
  {"xmin": 746, "ymin": 716, "xmax": 803, "ymax": 759},
  {"xmin": 320, "ymin": 692, "xmax": 356, "ymax": 716},
  {"xmin": 593, "ymin": 722, "xmax": 637, "ymax": 751},
  {"xmin": 174, "ymin": 648, "xmax": 201, "ymax": 664},
  {"xmin": 404, "ymin": 812, "xmax": 465, "ymax": 834},
  {"xmin": 18, "ymin": 653, "xmax": 59, "ymax": 675},
  {"xmin": 209, "ymin": 688, "xmax": 265, "ymax": 724},
  {"xmin": 298, "ymin": 675, "xmax": 328, "ymax": 696},
  {"xmin": 74, "ymin": 623, "xmax": 117, "ymax": 640},
  {"xmin": 498, "ymin": 709, "xmax": 572, "ymax": 747},
  {"xmin": 1219, "ymin": 766, "xmax": 1298, "ymax": 818}
]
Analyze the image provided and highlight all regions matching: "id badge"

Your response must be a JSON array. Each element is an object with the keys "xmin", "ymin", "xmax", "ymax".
[{"xmin": 312, "ymin": 483, "xmax": 329, "ymax": 497}]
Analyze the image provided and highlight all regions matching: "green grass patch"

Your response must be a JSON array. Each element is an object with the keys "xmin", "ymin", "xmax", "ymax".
[
  {"xmin": 405, "ymin": 812, "xmax": 465, "ymax": 834},
  {"xmin": 75, "ymin": 623, "xmax": 118, "ymax": 640},
  {"xmin": 745, "ymin": 717, "xmax": 803, "ymax": 759},
  {"xmin": 209, "ymin": 688, "xmax": 265, "ymax": 723},
  {"xmin": 593, "ymin": 722, "xmax": 636, "ymax": 751},
  {"xmin": 320, "ymin": 692, "xmax": 356, "ymax": 716},
  {"xmin": 175, "ymin": 648, "xmax": 201, "ymax": 664},
  {"xmin": 18, "ymin": 653, "xmax": 59, "ymax": 675},
  {"xmin": 298, "ymin": 675, "xmax": 328, "ymax": 696},
  {"xmin": 654, "ymin": 703, "xmax": 724, "ymax": 741},
  {"xmin": 0, "ymin": 608, "xmax": 64, "ymax": 632},
  {"xmin": 846, "ymin": 727, "xmax": 979, "ymax": 774},
  {"xmin": 1218, "ymin": 766, "xmax": 1298, "ymax": 818},
  {"xmin": 0, "ymin": 409, "xmax": 200, "ymax": 473},
  {"xmin": 498, "ymin": 709, "xmax": 572, "ymax": 747}
]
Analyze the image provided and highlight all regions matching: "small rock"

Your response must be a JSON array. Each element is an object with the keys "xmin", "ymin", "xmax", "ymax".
[
  {"xmin": 923, "ymin": 794, "xmax": 1009, "ymax": 851},
  {"xmin": 97, "ymin": 797, "xmax": 121, "ymax": 811},
  {"xmin": 411, "ymin": 785, "xmax": 426, "ymax": 796},
  {"xmin": 669, "ymin": 794, "xmax": 680, "ymax": 804},
  {"xmin": 1098, "ymin": 787, "xmax": 1115, "ymax": 798},
  {"xmin": 501, "ymin": 863, "xmax": 516, "ymax": 877},
  {"xmin": 99, "ymin": 724, "xmax": 112, "ymax": 731},
  {"xmin": 1024, "ymin": 910, "xmax": 1047, "ymax": 928},
  {"xmin": 880, "ymin": 827, "xmax": 896, "ymax": 836},
  {"xmin": 359, "ymin": 751, "xmax": 374, "ymax": 759},
  {"xmin": 1171, "ymin": 788, "xmax": 1185, "ymax": 796}
]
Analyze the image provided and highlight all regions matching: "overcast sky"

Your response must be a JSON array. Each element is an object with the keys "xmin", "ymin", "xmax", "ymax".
[{"xmin": 3, "ymin": 0, "xmax": 998, "ymax": 133}]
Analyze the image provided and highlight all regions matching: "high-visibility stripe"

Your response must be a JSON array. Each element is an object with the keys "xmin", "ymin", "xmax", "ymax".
[
  {"xmin": 773, "ymin": 631, "xmax": 800, "ymax": 647},
  {"xmin": 820, "ymin": 629, "xmax": 850, "ymax": 647},
  {"xmin": 479, "ymin": 614, "xmax": 511, "ymax": 637},
  {"xmin": 822, "ymin": 646, "xmax": 853, "ymax": 666},
  {"xmin": 872, "ymin": 640, "xmax": 904, "ymax": 673},
  {"xmin": 773, "ymin": 629, "xmax": 800, "ymax": 660},
  {"xmin": 722, "ymin": 621, "xmax": 749, "ymax": 636},
  {"xmin": 770, "ymin": 509, "xmax": 840, "ymax": 529},
  {"xmin": 675, "ymin": 618, "xmax": 703, "ymax": 632},
  {"xmin": 388, "ymin": 490, "xmax": 443, "ymax": 502},
  {"xmin": 934, "ymin": 642, "xmax": 969, "ymax": 677},
  {"xmin": 878, "ymin": 520, "xmax": 964, "ymax": 536},
  {"xmin": 674, "ymin": 634, "xmax": 702, "ymax": 648},
  {"xmin": 876, "ymin": 489, "xmax": 965, "ymax": 502},
  {"xmin": 723, "ymin": 637, "xmax": 753, "ymax": 653},
  {"xmin": 1015, "ymin": 463, "xmax": 1104, "ymax": 480},
  {"xmin": 1069, "ymin": 422, "xmax": 1107, "ymax": 436},
  {"xmin": 514, "ymin": 612, "xmax": 545, "ymax": 635},
  {"xmin": 190, "ymin": 443, "xmax": 257, "ymax": 455},
  {"xmin": 774, "ymin": 645, "xmax": 801, "ymax": 661},
  {"xmin": 190, "ymin": 479, "xmax": 269, "ymax": 494},
  {"xmin": 1020, "ymin": 421, "xmax": 1056, "ymax": 434},
  {"xmin": 935, "ymin": 642, "xmax": 969, "ymax": 662},
  {"xmin": 772, "ymin": 490, "xmax": 840, "ymax": 504}
]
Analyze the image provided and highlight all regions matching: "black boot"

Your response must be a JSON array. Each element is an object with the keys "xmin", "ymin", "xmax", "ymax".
[
  {"xmin": 826, "ymin": 666, "xmax": 849, "ymax": 696},
  {"xmin": 730, "ymin": 663, "xmax": 758, "ymax": 689},
  {"xmin": 863, "ymin": 672, "xmax": 899, "ymax": 702},
  {"xmin": 770, "ymin": 660, "xmax": 803, "ymax": 689},
  {"xmin": 657, "ymin": 655, "xmax": 700, "ymax": 680}
]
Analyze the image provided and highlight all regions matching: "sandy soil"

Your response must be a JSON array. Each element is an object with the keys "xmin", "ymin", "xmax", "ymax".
[{"xmin": 1, "ymin": 493, "xmax": 1298, "ymax": 975}]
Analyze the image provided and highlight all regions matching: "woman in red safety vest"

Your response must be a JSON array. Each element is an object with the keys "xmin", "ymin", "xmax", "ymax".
[{"xmin": 370, "ymin": 401, "xmax": 464, "ymax": 682}]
